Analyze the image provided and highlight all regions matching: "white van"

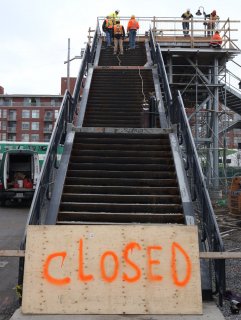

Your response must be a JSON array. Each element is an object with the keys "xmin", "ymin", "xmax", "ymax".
[{"xmin": 0, "ymin": 149, "xmax": 40, "ymax": 206}]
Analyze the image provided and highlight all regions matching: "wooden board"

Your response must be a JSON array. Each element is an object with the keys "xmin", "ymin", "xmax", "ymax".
[{"xmin": 22, "ymin": 225, "xmax": 202, "ymax": 315}]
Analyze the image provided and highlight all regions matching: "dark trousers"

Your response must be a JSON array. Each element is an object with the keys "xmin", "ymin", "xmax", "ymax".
[{"xmin": 182, "ymin": 21, "xmax": 190, "ymax": 35}]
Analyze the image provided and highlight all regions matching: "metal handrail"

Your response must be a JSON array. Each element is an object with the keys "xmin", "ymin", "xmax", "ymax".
[
  {"xmin": 72, "ymin": 43, "xmax": 91, "ymax": 109},
  {"xmin": 18, "ymin": 90, "xmax": 73, "ymax": 299},
  {"xmin": 152, "ymin": 37, "xmax": 173, "ymax": 125},
  {"xmin": 89, "ymin": 24, "xmax": 101, "ymax": 64},
  {"xmin": 18, "ymin": 33, "xmax": 96, "ymax": 296},
  {"xmin": 23, "ymin": 44, "xmax": 92, "ymax": 232},
  {"xmin": 150, "ymin": 32, "xmax": 226, "ymax": 303},
  {"xmin": 176, "ymin": 91, "xmax": 225, "ymax": 305},
  {"xmin": 149, "ymin": 29, "xmax": 156, "ymax": 64}
]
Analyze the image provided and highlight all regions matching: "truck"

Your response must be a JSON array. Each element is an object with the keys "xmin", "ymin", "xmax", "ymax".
[{"xmin": 0, "ymin": 149, "xmax": 40, "ymax": 206}]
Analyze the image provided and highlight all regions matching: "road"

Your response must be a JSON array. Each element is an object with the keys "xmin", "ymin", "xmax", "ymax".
[{"xmin": 0, "ymin": 202, "xmax": 29, "ymax": 320}]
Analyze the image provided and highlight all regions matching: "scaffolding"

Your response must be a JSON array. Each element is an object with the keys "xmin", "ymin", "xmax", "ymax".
[{"xmin": 151, "ymin": 17, "xmax": 241, "ymax": 194}]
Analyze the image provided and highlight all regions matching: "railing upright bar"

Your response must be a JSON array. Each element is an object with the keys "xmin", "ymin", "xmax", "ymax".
[
  {"xmin": 72, "ymin": 43, "xmax": 91, "ymax": 109},
  {"xmin": 176, "ymin": 91, "xmax": 225, "ymax": 304}
]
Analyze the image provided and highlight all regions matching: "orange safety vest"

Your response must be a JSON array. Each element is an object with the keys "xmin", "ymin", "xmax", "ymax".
[
  {"xmin": 210, "ymin": 33, "xmax": 222, "ymax": 45},
  {"xmin": 105, "ymin": 18, "xmax": 113, "ymax": 29},
  {"xmin": 127, "ymin": 19, "xmax": 139, "ymax": 31},
  {"xmin": 114, "ymin": 24, "xmax": 123, "ymax": 35}
]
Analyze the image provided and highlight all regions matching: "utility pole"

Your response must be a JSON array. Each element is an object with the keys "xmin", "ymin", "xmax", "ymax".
[
  {"xmin": 64, "ymin": 39, "xmax": 83, "ymax": 94},
  {"xmin": 67, "ymin": 38, "xmax": 70, "ymax": 92}
]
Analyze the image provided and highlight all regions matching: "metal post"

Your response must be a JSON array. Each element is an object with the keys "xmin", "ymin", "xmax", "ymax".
[
  {"xmin": 204, "ymin": 13, "xmax": 207, "ymax": 37},
  {"xmin": 213, "ymin": 57, "xmax": 219, "ymax": 189},
  {"xmin": 67, "ymin": 38, "xmax": 70, "ymax": 92},
  {"xmin": 167, "ymin": 56, "xmax": 173, "ymax": 84},
  {"xmin": 206, "ymin": 68, "xmax": 212, "ymax": 188},
  {"xmin": 195, "ymin": 57, "xmax": 198, "ymax": 142},
  {"xmin": 153, "ymin": 16, "xmax": 156, "ymax": 40}
]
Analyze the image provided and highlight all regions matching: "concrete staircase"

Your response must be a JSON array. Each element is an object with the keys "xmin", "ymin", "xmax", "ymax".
[
  {"xmin": 98, "ymin": 41, "xmax": 147, "ymax": 66},
  {"xmin": 57, "ymin": 131, "xmax": 184, "ymax": 225},
  {"xmin": 56, "ymin": 41, "xmax": 185, "ymax": 225},
  {"xmin": 83, "ymin": 69, "xmax": 154, "ymax": 128}
]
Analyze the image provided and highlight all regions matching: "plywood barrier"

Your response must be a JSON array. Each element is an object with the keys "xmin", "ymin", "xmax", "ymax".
[{"xmin": 22, "ymin": 225, "xmax": 202, "ymax": 315}]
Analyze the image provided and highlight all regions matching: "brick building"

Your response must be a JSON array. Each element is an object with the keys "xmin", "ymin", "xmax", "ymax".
[
  {"xmin": 0, "ymin": 77, "xmax": 80, "ymax": 142},
  {"xmin": 0, "ymin": 93, "xmax": 62, "ymax": 142}
]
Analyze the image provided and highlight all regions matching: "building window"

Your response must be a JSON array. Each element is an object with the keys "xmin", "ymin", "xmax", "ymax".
[
  {"xmin": 3, "ymin": 99, "xmax": 12, "ymax": 106},
  {"xmin": 31, "ymin": 122, "xmax": 39, "ymax": 130},
  {"xmin": 32, "ymin": 110, "xmax": 40, "ymax": 118},
  {"xmin": 44, "ymin": 124, "xmax": 53, "ymax": 132},
  {"xmin": 2, "ymin": 120, "xmax": 6, "ymax": 130},
  {"xmin": 8, "ymin": 134, "xmax": 16, "ymax": 141},
  {"xmin": 2, "ymin": 109, "xmax": 7, "ymax": 118},
  {"xmin": 22, "ymin": 122, "xmax": 30, "ymax": 130},
  {"xmin": 30, "ymin": 98, "xmax": 37, "ymax": 105},
  {"xmin": 22, "ymin": 110, "xmax": 30, "ymax": 118},
  {"xmin": 31, "ymin": 134, "xmax": 39, "ymax": 141},
  {"xmin": 44, "ymin": 134, "xmax": 51, "ymax": 142},
  {"xmin": 1, "ymin": 133, "xmax": 7, "ymax": 140},
  {"xmin": 44, "ymin": 111, "xmax": 53, "ymax": 121},
  {"xmin": 22, "ymin": 134, "xmax": 29, "ymax": 141},
  {"xmin": 25, "ymin": 97, "xmax": 37, "ymax": 106},
  {"xmin": 8, "ymin": 124, "xmax": 16, "ymax": 133},
  {"xmin": 54, "ymin": 110, "xmax": 59, "ymax": 119},
  {"xmin": 9, "ymin": 109, "xmax": 17, "ymax": 121}
]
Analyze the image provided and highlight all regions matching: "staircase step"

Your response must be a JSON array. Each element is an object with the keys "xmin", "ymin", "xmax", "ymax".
[
  {"xmin": 63, "ymin": 185, "xmax": 180, "ymax": 195},
  {"xmin": 67, "ymin": 170, "xmax": 176, "ymax": 179},
  {"xmin": 71, "ymin": 149, "xmax": 172, "ymax": 157},
  {"xmin": 68, "ymin": 163, "xmax": 174, "ymax": 171},
  {"xmin": 72, "ymin": 143, "xmax": 170, "ymax": 151},
  {"xmin": 64, "ymin": 177, "xmax": 178, "ymax": 187},
  {"xmin": 57, "ymin": 211, "xmax": 184, "ymax": 224},
  {"xmin": 59, "ymin": 202, "xmax": 182, "ymax": 213},
  {"xmin": 61, "ymin": 193, "xmax": 181, "ymax": 204},
  {"xmin": 74, "ymin": 132, "xmax": 169, "ymax": 140},
  {"xmin": 69, "ymin": 156, "xmax": 174, "ymax": 164}
]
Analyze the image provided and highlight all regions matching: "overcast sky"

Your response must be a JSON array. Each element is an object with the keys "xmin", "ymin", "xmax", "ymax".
[{"xmin": 0, "ymin": 0, "xmax": 240, "ymax": 95}]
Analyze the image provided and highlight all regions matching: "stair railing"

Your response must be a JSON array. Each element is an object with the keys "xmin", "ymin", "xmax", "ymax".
[
  {"xmin": 17, "ymin": 33, "xmax": 100, "ymax": 297},
  {"xmin": 72, "ymin": 43, "xmax": 91, "ymax": 111},
  {"xmin": 18, "ymin": 90, "xmax": 74, "ymax": 299},
  {"xmin": 150, "ymin": 31, "xmax": 226, "ymax": 304},
  {"xmin": 89, "ymin": 23, "xmax": 101, "ymax": 64},
  {"xmin": 150, "ymin": 29, "xmax": 173, "ymax": 125},
  {"xmin": 149, "ymin": 28, "xmax": 156, "ymax": 65},
  {"xmin": 176, "ymin": 91, "xmax": 225, "ymax": 305}
]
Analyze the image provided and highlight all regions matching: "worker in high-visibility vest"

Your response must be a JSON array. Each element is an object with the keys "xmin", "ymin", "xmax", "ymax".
[
  {"xmin": 113, "ymin": 20, "xmax": 125, "ymax": 55},
  {"xmin": 127, "ymin": 15, "xmax": 139, "ymax": 49},
  {"xmin": 181, "ymin": 9, "xmax": 193, "ymax": 36},
  {"xmin": 102, "ymin": 16, "xmax": 114, "ymax": 47},
  {"xmin": 109, "ymin": 9, "xmax": 120, "ymax": 25},
  {"xmin": 206, "ymin": 10, "xmax": 220, "ymax": 36},
  {"xmin": 209, "ymin": 30, "xmax": 222, "ymax": 48}
]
